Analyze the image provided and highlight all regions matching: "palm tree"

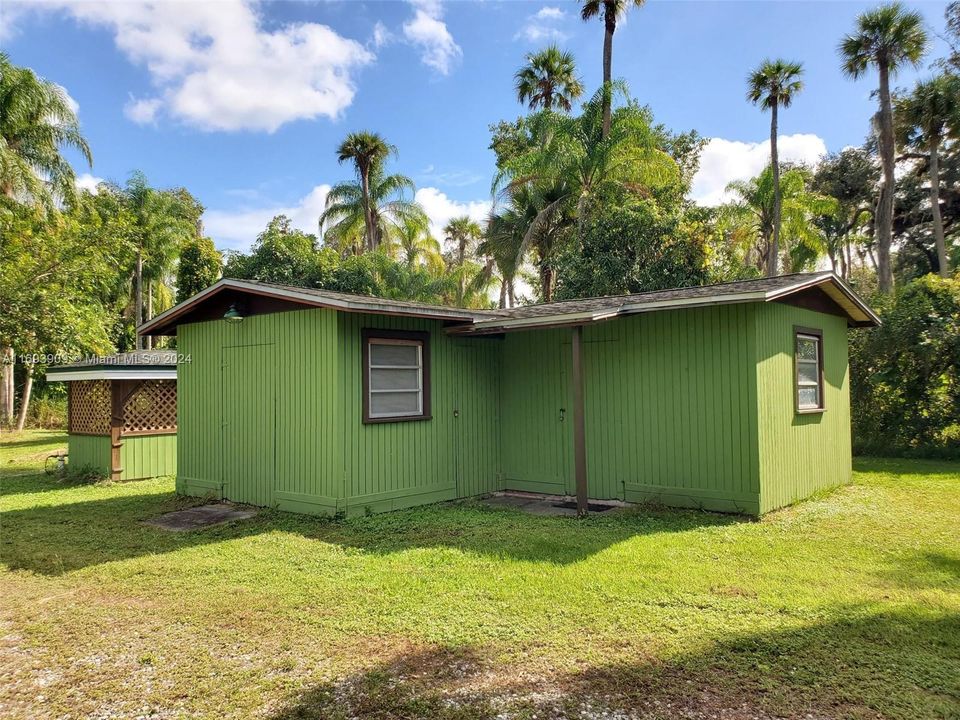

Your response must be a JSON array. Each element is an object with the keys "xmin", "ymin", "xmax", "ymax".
[
  {"xmin": 515, "ymin": 45, "xmax": 584, "ymax": 112},
  {"xmin": 580, "ymin": 0, "xmax": 645, "ymax": 138},
  {"xmin": 332, "ymin": 131, "xmax": 395, "ymax": 252},
  {"xmin": 443, "ymin": 216, "xmax": 483, "ymax": 266},
  {"xmin": 494, "ymin": 87, "xmax": 678, "ymax": 301},
  {"xmin": 109, "ymin": 172, "xmax": 195, "ymax": 350},
  {"xmin": 725, "ymin": 166, "xmax": 838, "ymax": 273},
  {"xmin": 0, "ymin": 53, "xmax": 92, "ymax": 209},
  {"xmin": 321, "ymin": 164, "xmax": 426, "ymax": 254},
  {"xmin": 747, "ymin": 59, "xmax": 804, "ymax": 277},
  {"xmin": 442, "ymin": 216, "xmax": 484, "ymax": 299},
  {"xmin": 895, "ymin": 73, "xmax": 960, "ymax": 277},
  {"xmin": 839, "ymin": 2, "xmax": 928, "ymax": 293},
  {"xmin": 391, "ymin": 214, "xmax": 445, "ymax": 274}
]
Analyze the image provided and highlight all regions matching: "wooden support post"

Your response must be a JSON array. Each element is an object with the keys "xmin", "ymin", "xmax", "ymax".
[
  {"xmin": 572, "ymin": 325, "xmax": 588, "ymax": 517},
  {"xmin": 109, "ymin": 380, "xmax": 125, "ymax": 482}
]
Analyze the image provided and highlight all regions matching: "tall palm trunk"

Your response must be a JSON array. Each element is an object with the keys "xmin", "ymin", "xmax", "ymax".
[
  {"xmin": 145, "ymin": 279, "xmax": 154, "ymax": 350},
  {"xmin": 14, "ymin": 362, "xmax": 33, "ymax": 431},
  {"xmin": 876, "ymin": 61, "xmax": 896, "ymax": 294},
  {"xmin": 601, "ymin": 10, "xmax": 615, "ymax": 138},
  {"xmin": 135, "ymin": 249, "xmax": 144, "ymax": 350},
  {"xmin": 768, "ymin": 102, "xmax": 781, "ymax": 277},
  {"xmin": 541, "ymin": 265, "xmax": 554, "ymax": 303},
  {"xmin": 928, "ymin": 138, "xmax": 949, "ymax": 277},
  {"xmin": 360, "ymin": 168, "xmax": 376, "ymax": 253},
  {"xmin": 1, "ymin": 347, "xmax": 13, "ymax": 426},
  {"xmin": 499, "ymin": 281, "xmax": 507, "ymax": 309}
]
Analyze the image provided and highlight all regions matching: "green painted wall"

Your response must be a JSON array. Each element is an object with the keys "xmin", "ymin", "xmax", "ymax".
[
  {"xmin": 177, "ymin": 308, "xmax": 502, "ymax": 516},
  {"xmin": 67, "ymin": 434, "xmax": 111, "ymax": 476},
  {"xmin": 500, "ymin": 304, "xmax": 762, "ymax": 514},
  {"xmin": 177, "ymin": 300, "xmax": 854, "ymax": 517},
  {"xmin": 120, "ymin": 434, "xmax": 177, "ymax": 480},
  {"xmin": 754, "ymin": 303, "xmax": 852, "ymax": 513}
]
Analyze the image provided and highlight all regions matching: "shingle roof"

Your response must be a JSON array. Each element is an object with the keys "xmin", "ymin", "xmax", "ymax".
[
  {"xmin": 138, "ymin": 271, "xmax": 879, "ymax": 337},
  {"xmin": 457, "ymin": 272, "xmax": 879, "ymax": 332}
]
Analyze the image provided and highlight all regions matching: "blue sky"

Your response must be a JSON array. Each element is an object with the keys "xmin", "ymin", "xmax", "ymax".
[{"xmin": 2, "ymin": 0, "xmax": 953, "ymax": 251}]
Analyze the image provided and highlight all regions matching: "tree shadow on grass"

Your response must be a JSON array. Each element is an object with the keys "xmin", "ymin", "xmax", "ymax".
[
  {"xmin": 879, "ymin": 549, "xmax": 960, "ymax": 591},
  {"xmin": 0, "ymin": 491, "xmax": 741, "ymax": 575},
  {"xmin": 0, "ymin": 433, "xmax": 66, "ymax": 452},
  {"xmin": 267, "ymin": 609, "xmax": 960, "ymax": 720}
]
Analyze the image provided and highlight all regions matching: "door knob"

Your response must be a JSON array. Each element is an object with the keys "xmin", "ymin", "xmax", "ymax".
[{"xmin": 453, "ymin": 409, "xmax": 459, "ymax": 418}]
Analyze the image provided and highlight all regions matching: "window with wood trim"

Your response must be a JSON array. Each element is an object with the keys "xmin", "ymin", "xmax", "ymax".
[
  {"xmin": 362, "ymin": 329, "xmax": 431, "ymax": 423},
  {"xmin": 795, "ymin": 328, "xmax": 824, "ymax": 412}
]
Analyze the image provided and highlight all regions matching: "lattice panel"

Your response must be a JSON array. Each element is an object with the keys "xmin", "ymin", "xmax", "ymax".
[
  {"xmin": 69, "ymin": 380, "xmax": 111, "ymax": 435},
  {"xmin": 123, "ymin": 380, "xmax": 177, "ymax": 434}
]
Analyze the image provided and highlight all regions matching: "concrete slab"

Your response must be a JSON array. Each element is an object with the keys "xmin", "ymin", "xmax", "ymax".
[
  {"xmin": 479, "ymin": 493, "xmax": 625, "ymax": 517},
  {"xmin": 143, "ymin": 503, "xmax": 256, "ymax": 532}
]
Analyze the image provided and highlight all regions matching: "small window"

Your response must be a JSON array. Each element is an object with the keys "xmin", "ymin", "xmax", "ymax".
[
  {"xmin": 795, "ymin": 328, "xmax": 823, "ymax": 412},
  {"xmin": 362, "ymin": 329, "xmax": 431, "ymax": 423}
]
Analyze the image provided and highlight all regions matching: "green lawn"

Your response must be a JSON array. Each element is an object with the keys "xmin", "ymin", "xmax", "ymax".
[{"xmin": 1, "ymin": 431, "xmax": 958, "ymax": 719}]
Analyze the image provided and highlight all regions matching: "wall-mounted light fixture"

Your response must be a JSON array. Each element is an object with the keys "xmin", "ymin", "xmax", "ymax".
[{"xmin": 223, "ymin": 304, "xmax": 245, "ymax": 324}]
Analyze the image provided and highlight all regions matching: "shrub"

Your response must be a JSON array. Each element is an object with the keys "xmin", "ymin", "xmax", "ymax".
[{"xmin": 850, "ymin": 274, "xmax": 960, "ymax": 458}]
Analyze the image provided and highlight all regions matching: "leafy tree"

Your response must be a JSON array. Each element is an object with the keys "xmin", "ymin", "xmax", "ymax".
[
  {"xmin": 724, "ymin": 165, "xmax": 838, "ymax": 273},
  {"xmin": 579, "ymin": 0, "xmax": 645, "ymax": 138},
  {"xmin": 839, "ymin": 2, "xmax": 928, "ymax": 293},
  {"xmin": 514, "ymin": 45, "xmax": 584, "ymax": 112},
  {"xmin": 553, "ymin": 192, "xmax": 707, "ymax": 300},
  {"xmin": 747, "ymin": 59, "xmax": 804, "ymax": 276},
  {"xmin": 176, "ymin": 237, "xmax": 222, "ymax": 302},
  {"xmin": 495, "ymin": 87, "xmax": 682, "ymax": 301},
  {"xmin": 812, "ymin": 147, "xmax": 879, "ymax": 278},
  {"xmin": 0, "ymin": 198, "xmax": 120, "ymax": 428},
  {"xmin": 0, "ymin": 52, "xmax": 92, "ymax": 210},
  {"xmin": 321, "ymin": 160, "xmax": 426, "ymax": 255},
  {"xmin": 849, "ymin": 275, "xmax": 960, "ymax": 457},
  {"xmin": 224, "ymin": 215, "xmax": 318, "ymax": 285},
  {"xmin": 895, "ymin": 73, "xmax": 960, "ymax": 277}
]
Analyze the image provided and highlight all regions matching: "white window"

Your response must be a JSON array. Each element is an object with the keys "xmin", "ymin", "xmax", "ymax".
[
  {"xmin": 363, "ymin": 331, "xmax": 429, "ymax": 422},
  {"xmin": 795, "ymin": 331, "xmax": 823, "ymax": 411}
]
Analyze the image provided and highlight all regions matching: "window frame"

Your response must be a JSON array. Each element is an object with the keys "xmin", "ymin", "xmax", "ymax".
[
  {"xmin": 793, "ymin": 325, "xmax": 825, "ymax": 414},
  {"xmin": 361, "ymin": 328, "xmax": 431, "ymax": 424}
]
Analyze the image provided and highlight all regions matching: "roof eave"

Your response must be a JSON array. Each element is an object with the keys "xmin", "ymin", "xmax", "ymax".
[{"xmin": 139, "ymin": 279, "xmax": 486, "ymax": 335}]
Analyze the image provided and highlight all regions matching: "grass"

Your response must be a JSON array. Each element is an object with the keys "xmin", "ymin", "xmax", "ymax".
[{"xmin": 1, "ymin": 431, "xmax": 958, "ymax": 719}]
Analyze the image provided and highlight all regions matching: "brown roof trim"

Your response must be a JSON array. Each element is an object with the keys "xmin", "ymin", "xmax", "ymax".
[{"xmin": 139, "ymin": 279, "xmax": 486, "ymax": 335}]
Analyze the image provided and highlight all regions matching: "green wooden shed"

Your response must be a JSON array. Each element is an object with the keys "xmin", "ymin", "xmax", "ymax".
[
  {"xmin": 139, "ymin": 272, "xmax": 878, "ymax": 517},
  {"xmin": 47, "ymin": 352, "xmax": 178, "ymax": 481}
]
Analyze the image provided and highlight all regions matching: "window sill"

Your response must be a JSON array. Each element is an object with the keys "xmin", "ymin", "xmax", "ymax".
[
  {"xmin": 796, "ymin": 407, "xmax": 825, "ymax": 415},
  {"xmin": 363, "ymin": 414, "xmax": 433, "ymax": 425}
]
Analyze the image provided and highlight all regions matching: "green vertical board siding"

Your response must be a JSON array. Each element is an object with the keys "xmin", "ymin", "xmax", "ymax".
[
  {"xmin": 500, "ymin": 306, "xmax": 761, "ymax": 511},
  {"xmin": 337, "ymin": 313, "xmax": 501, "ymax": 515},
  {"xmin": 500, "ymin": 329, "xmax": 572, "ymax": 495},
  {"xmin": 582, "ymin": 305, "xmax": 760, "ymax": 512},
  {"xmin": 178, "ymin": 309, "xmax": 342, "ymax": 512},
  {"xmin": 119, "ymin": 434, "xmax": 176, "ymax": 480},
  {"xmin": 178, "ymin": 308, "xmax": 500, "ymax": 516},
  {"xmin": 222, "ymin": 343, "xmax": 276, "ymax": 507},
  {"xmin": 67, "ymin": 434, "xmax": 111, "ymax": 476},
  {"xmin": 754, "ymin": 303, "xmax": 852, "ymax": 513}
]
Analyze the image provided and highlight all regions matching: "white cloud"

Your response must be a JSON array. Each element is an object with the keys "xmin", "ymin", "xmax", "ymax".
[
  {"xmin": 124, "ymin": 97, "xmax": 162, "ymax": 124},
  {"xmin": 75, "ymin": 173, "xmax": 104, "ymax": 193},
  {"xmin": 371, "ymin": 20, "xmax": 393, "ymax": 49},
  {"xmin": 403, "ymin": 0, "xmax": 461, "ymax": 75},
  {"xmin": 415, "ymin": 187, "xmax": 491, "ymax": 241},
  {"xmin": 691, "ymin": 133, "xmax": 828, "ymax": 206},
  {"xmin": 29, "ymin": 0, "xmax": 373, "ymax": 132},
  {"xmin": 515, "ymin": 5, "xmax": 569, "ymax": 43},
  {"xmin": 203, "ymin": 185, "xmax": 331, "ymax": 250}
]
